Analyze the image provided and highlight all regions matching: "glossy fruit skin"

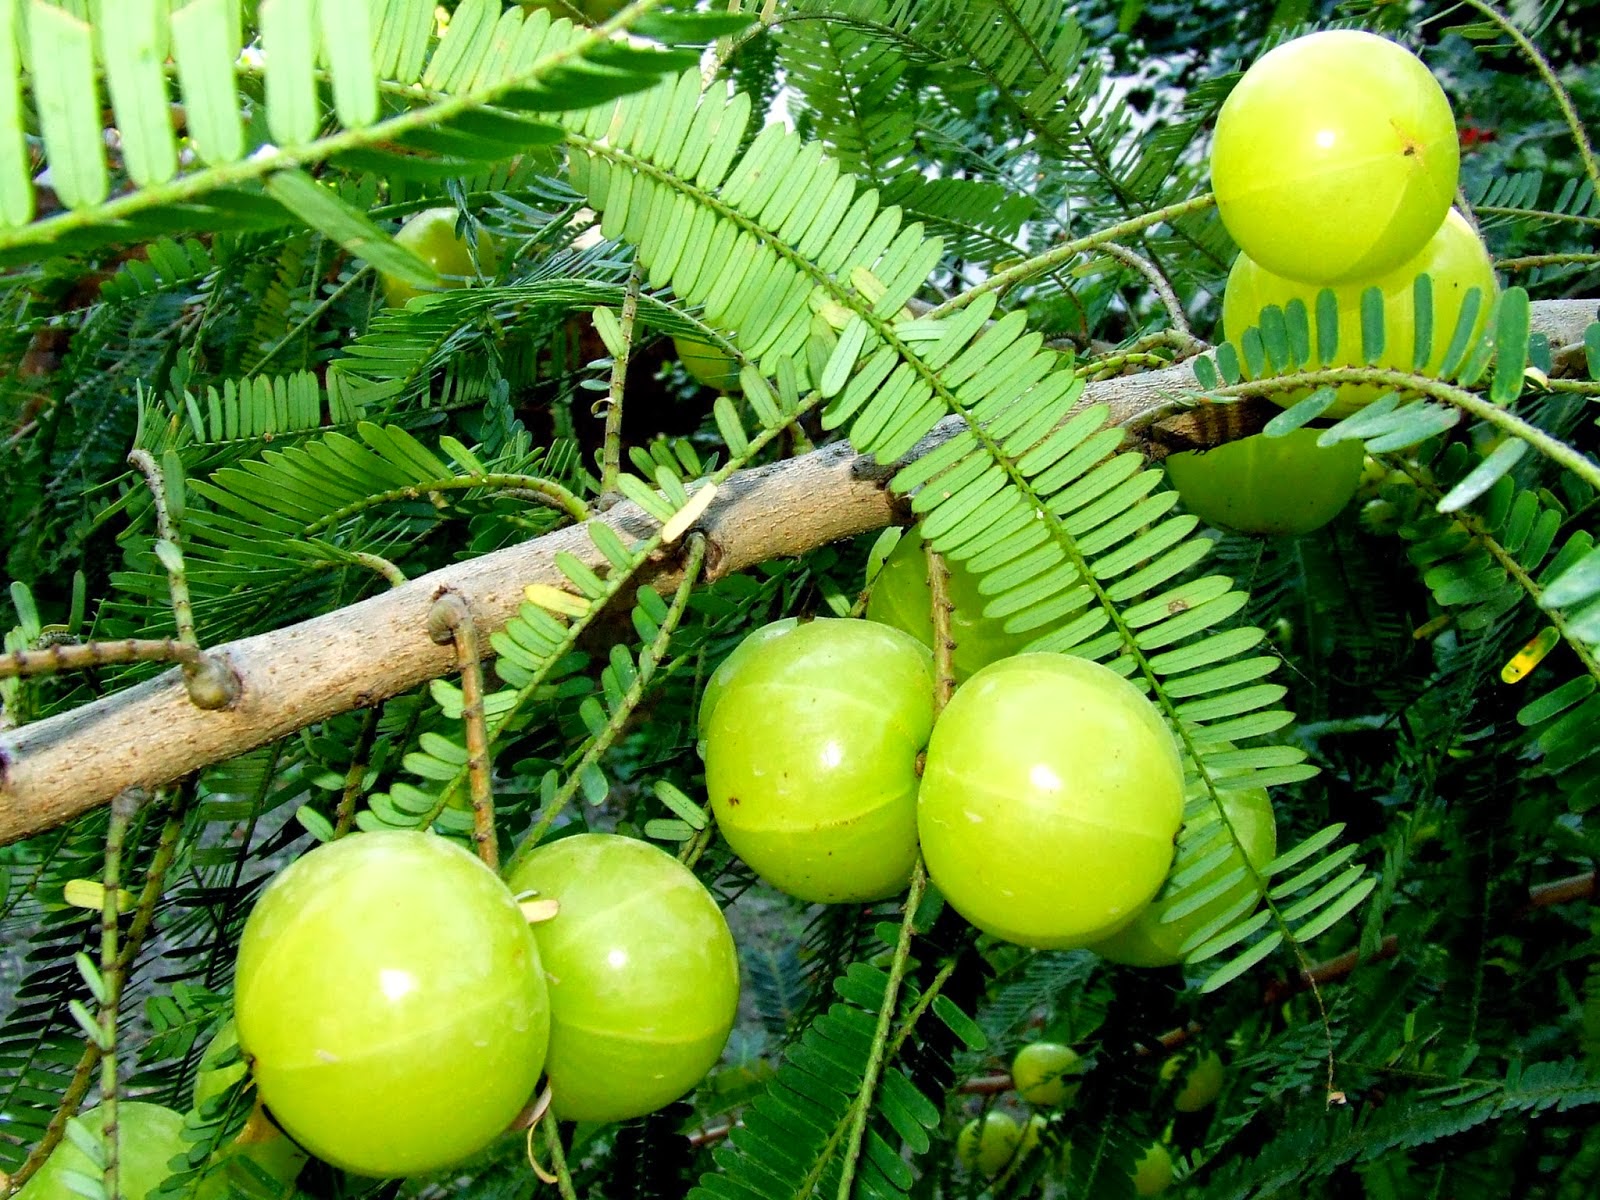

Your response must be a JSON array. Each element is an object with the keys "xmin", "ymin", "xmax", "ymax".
[
  {"xmin": 1092, "ymin": 777, "xmax": 1276, "ymax": 969},
  {"xmin": 867, "ymin": 529, "xmax": 1081, "ymax": 679},
  {"xmin": 1010, "ymin": 1041, "xmax": 1084, "ymax": 1107},
  {"xmin": 1164, "ymin": 428, "xmax": 1365, "ymax": 537},
  {"xmin": 696, "ymin": 617, "xmax": 801, "ymax": 751},
  {"xmin": 704, "ymin": 618, "xmax": 934, "ymax": 903},
  {"xmin": 234, "ymin": 831, "xmax": 549, "ymax": 1177},
  {"xmin": 1133, "ymin": 1142, "xmax": 1175, "ymax": 1196},
  {"xmin": 506, "ymin": 834, "xmax": 740, "ymax": 1123},
  {"xmin": 918, "ymin": 653, "xmax": 1185, "ymax": 948},
  {"xmin": 1223, "ymin": 208, "xmax": 1497, "ymax": 416},
  {"xmin": 1211, "ymin": 30, "xmax": 1458, "ymax": 284},
  {"xmin": 1169, "ymin": 1050, "xmax": 1226, "ymax": 1113},
  {"xmin": 957, "ymin": 1112, "xmax": 1020, "ymax": 1177},
  {"xmin": 673, "ymin": 336, "xmax": 743, "ymax": 391},
  {"xmin": 17, "ymin": 1103, "xmax": 184, "ymax": 1200},
  {"xmin": 384, "ymin": 207, "xmax": 497, "ymax": 307}
]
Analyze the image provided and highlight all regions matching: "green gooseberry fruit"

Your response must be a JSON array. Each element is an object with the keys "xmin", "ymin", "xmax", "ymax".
[
  {"xmin": 1091, "ymin": 750, "xmax": 1277, "ymax": 969},
  {"xmin": 506, "ymin": 833, "xmax": 740, "ymax": 1123},
  {"xmin": 1010, "ymin": 1041, "xmax": 1084, "ymax": 1107},
  {"xmin": 1091, "ymin": 770, "xmax": 1276, "ymax": 969},
  {"xmin": 1210, "ymin": 30, "xmax": 1458, "ymax": 284},
  {"xmin": 384, "ymin": 207, "xmax": 498, "ymax": 307},
  {"xmin": 1167, "ymin": 1049, "xmax": 1226, "ymax": 1113},
  {"xmin": 196, "ymin": 1108, "xmax": 310, "ymax": 1200},
  {"xmin": 704, "ymin": 618, "xmax": 934, "ymax": 903},
  {"xmin": 918, "ymin": 653, "xmax": 1185, "ymax": 948},
  {"xmin": 1222, "ymin": 208, "xmax": 1497, "ymax": 417},
  {"xmin": 673, "ymin": 336, "xmax": 743, "ymax": 391},
  {"xmin": 193, "ymin": 1019, "xmax": 248, "ymax": 1111},
  {"xmin": 234, "ymin": 831, "xmax": 550, "ymax": 1177},
  {"xmin": 17, "ymin": 1103, "xmax": 185, "ymax": 1200},
  {"xmin": 696, "ymin": 617, "xmax": 801, "ymax": 752},
  {"xmin": 1163, "ymin": 428, "xmax": 1366, "ymax": 537},
  {"xmin": 866, "ymin": 529, "xmax": 1082, "ymax": 679},
  {"xmin": 1133, "ymin": 1142, "xmax": 1175, "ymax": 1196},
  {"xmin": 956, "ymin": 1112, "xmax": 1020, "ymax": 1177}
]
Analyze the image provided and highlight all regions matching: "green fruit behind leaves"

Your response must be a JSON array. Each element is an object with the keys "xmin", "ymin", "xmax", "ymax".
[
  {"xmin": 1164, "ymin": 429, "xmax": 1365, "ymax": 537},
  {"xmin": 1010, "ymin": 1041, "xmax": 1084, "ymax": 1107},
  {"xmin": 1091, "ymin": 772, "xmax": 1277, "ymax": 968},
  {"xmin": 867, "ymin": 529, "xmax": 1082, "ymax": 679},
  {"xmin": 956, "ymin": 1112, "xmax": 1019, "ymax": 1177},
  {"xmin": 17, "ymin": 1104, "xmax": 184, "ymax": 1200}
]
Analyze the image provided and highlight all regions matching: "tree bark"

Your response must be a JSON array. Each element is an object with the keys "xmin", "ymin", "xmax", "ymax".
[{"xmin": 1, "ymin": 298, "xmax": 1595, "ymax": 845}]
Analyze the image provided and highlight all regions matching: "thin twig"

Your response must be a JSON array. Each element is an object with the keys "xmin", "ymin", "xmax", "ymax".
[
  {"xmin": 601, "ymin": 261, "xmax": 644, "ymax": 499},
  {"xmin": 541, "ymin": 1115, "xmax": 581, "ymax": 1200},
  {"xmin": 334, "ymin": 706, "xmax": 384, "ymax": 838},
  {"xmin": 429, "ymin": 592, "xmax": 497, "ymax": 868}
]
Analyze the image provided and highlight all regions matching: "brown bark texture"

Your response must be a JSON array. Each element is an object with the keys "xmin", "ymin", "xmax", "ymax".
[{"xmin": 1, "ymin": 298, "xmax": 1595, "ymax": 845}]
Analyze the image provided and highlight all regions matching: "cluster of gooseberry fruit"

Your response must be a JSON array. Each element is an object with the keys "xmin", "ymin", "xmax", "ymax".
[
  {"xmin": 953, "ymin": 1040, "xmax": 1220, "ymax": 1192},
  {"xmin": 1169, "ymin": 30, "xmax": 1498, "ymax": 538},
  {"xmin": 23, "ymin": 830, "xmax": 742, "ymax": 1191},
  {"xmin": 702, "ymin": 525, "xmax": 1276, "ymax": 969}
]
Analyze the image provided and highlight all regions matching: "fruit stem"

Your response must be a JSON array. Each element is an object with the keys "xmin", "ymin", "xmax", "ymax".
[
  {"xmin": 96, "ymin": 789, "xmax": 141, "ymax": 1200},
  {"xmin": 601, "ymin": 261, "xmax": 644, "ymax": 500},
  {"xmin": 333, "ymin": 706, "xmax": 384, "ymax": 839},
  {"xmin": 430, "ymin": 592, "xmax": 498, "ymax": 868},
  {"xmin": 541, "ymin": 1114, "xmax": 580, "ymax": 1200},
  {"xmin": 923, "ymin": 540, "xmax": 957, "ymax": 715},
  {"xmin": 834, "ymin": 860, "xmax": 928, "ymax": 1200}
]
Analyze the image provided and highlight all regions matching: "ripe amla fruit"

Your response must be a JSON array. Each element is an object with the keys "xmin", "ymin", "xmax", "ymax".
[
  {"xmin": 1163, "ymin": 428, "xmax": 1365, "ymax": 537},
  {"xmin": 703, "ymin": 618, "xmax": 934, "ymax": 903},
  {"xmin": 1133, "ymin": 1142, "xmax": 1175, "ymax": 1196},
  {"xmin": 956, "ymin": 1112, "xmax": 1020, "ymax": 1177},
  {"xmin": 1091, "ymin": 772, "xmax": 1277, "ymax": 969},
  {"xmin": 673, "ymin": 336, "xmax": 743, "ymax": 391},
  {"xmin": 1166, "ymin": 1049, "xmax": 1226, "ymax": 1113},
  {"xmin": 233, "ymin": 831, "xmax": 549, "ymax": 1177},
  {"xmin": 384, "ymin": 207, "xmax": 498, "ymax": 307},
  {"xmin": 918, "ymin": 653, "xmax": 1185, "ymax": 948},
  {"xmin": 16, "ymin": 1103, "xmax": 184, "ymax": 1200},
  {"xmin": 1010, "ymin": 1041, "xmax": 1084, "ymax": 1107},
  {"xmin": 1222, "ymin": 208, "xmax": 1497, "ymax": 417},
  {"xmin": 1211, "ymin": 30, "xmax": 1458, "ymax": 284},
  {"xmin": 866, "ymin": 529, "xmax": 1082, "ymax": 679},
  {"xmin": 506, "ymin": 834, "xmax": 740, "ymax": 1123}
]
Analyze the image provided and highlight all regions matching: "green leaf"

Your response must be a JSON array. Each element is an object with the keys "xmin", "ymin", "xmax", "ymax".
[
  {"xmin": 1488, "ymin": 287, "xmax": 1531, "ymax": 405},
  {"xmin": 28, "ymin": 1, "xmax": 107, "ymax": 209},
  {"xmin": 1437, "ymin": 439, "xmax": 1529, "ymax": 514},
  {"xmin": 1543, "ymin": 547, "xmax": 1600, "ymax": 610}
]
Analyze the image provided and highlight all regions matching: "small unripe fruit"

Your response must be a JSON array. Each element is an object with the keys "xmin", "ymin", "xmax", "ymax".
[
  {"xmin": 384, "ymin": 207, "xmax": 497, "ymax": 307},
  {"xmin": 506, "ymin": 834, "xmax": 740, "ymax": 1123},
  {"xmin": 1010, "ymin": 1042, "xmax": 1085, "ymax": 1107},
  {"xmin": 1168, "ymin": 1050, "xmax": 1226, "ymax": 1112},
  {"xmin": 673, "ymin": 336, "xmax": 743, "ymax": 391},
  {"xmin": 1133, "ymin": 1142, "xmax": 1175, "ymax": 1196},
  {"xmin": 957, "ymin": 1112, "xmax": 1020, "ymax": 1177}
]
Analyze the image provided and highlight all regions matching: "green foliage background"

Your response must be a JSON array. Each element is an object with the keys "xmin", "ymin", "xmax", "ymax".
[{"xmin": 1, "ymin": 1, "xmax": 1598, "ymax": 1198}]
